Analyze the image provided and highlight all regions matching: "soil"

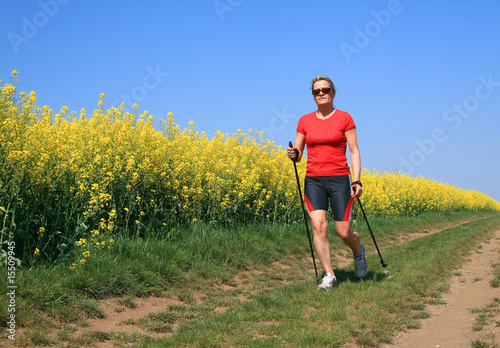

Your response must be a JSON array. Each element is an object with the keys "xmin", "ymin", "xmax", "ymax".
[
  {"xmin": 380, "ymin": 228, "xmax": 500, "ymax": 348},
  {"xmin": 74, "ymin": 296, "xmax": 184, "ymax": 342}
]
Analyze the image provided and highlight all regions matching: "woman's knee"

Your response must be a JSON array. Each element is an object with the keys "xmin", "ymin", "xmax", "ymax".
[
  {"xmin": 339, "ymin": 230, "xmax": 359, "ymax": 244},
  {"xmin": 311, "ymin": 220, "xmax": 326, "ymax": 232},
  {"xmin": 310, "ymin": 211, "xmax": 327, "ymax": 233},
  {"xmin": 338, "ymin": 231, "xmax": 350, "ymax": 242},
  {"xmin": 335, "ymin": 222, "xmax": 354, "ymax": 240}
]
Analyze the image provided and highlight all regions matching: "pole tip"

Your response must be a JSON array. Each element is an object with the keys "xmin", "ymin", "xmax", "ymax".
[{"xmin": 381, "ymin": 261, "xmax": 388, "ymax": 268}]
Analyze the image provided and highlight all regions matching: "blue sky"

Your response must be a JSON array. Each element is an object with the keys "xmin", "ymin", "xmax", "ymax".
[{"xmin": 1, "ymin": 0, "xmax": 499, "ymax": 201}]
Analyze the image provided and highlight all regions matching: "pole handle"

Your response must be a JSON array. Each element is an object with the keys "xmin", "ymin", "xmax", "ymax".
[{"xmin": 288, "ymin": 141, "xmax": 299, "ymax": 162}]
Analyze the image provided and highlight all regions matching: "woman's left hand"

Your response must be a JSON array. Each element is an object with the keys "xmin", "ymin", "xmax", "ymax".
[{"xmin": 351, "ymin": 183, "xmax": 362, "ymax": 198}]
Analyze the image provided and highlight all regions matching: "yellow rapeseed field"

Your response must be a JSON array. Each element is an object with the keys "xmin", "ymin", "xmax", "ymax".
[{"xmin": 1, "ymin": 70, "xmax": 498, "ymax": 262}]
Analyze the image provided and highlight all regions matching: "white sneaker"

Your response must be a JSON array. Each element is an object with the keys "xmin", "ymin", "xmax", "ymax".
[
  {"xmin": 317, "ymin": 273, "xmax": 338, "ymax": 290},
  {"xmin": 354, "ymin": 245, "xmax": 368, "ymax": 278}
]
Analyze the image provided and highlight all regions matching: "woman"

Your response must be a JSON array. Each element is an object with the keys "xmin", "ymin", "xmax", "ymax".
[{"xmin": 287, "ymin": 75, "xmax": 367, "ymax": 290}]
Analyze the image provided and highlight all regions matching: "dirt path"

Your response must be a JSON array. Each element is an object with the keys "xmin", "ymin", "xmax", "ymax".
[{"xmin": 381, "ymin": 228, "xmax": 500, "ymax": 348}]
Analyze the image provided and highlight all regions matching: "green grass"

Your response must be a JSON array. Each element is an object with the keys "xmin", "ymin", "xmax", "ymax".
[
  {"xmin": 117, "ymin": 294, "xmax": 138, "ymax": 309},
  {"xmin": 491, "ymin": 263, "xmax": 500, "ymax": 288},
  {"xmin": 469, "ymin": 297, "xmax": 500, "ymax": 347},
  {"xmin": 468, "ymin": 259, "xmax": 500, "ymax": 348},
  {"xmin": 124, "ymin": 310, "xmax": 178, "ymax": 333},
  {"xmin": 0, "ymin": 210, "xmax": 499, "ymax": 347},
  {"xmin": 0, "ymin": 221, "xmax": 308, "ymax": 328}
]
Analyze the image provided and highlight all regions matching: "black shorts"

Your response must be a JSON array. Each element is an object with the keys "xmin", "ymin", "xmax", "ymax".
[{"xmin": 304, "ymin": 175, "xmax": 354, "ymax": 222}]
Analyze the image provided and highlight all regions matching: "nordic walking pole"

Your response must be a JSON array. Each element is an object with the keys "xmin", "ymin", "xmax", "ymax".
[
  {"xmin": 353, "ymin": 189, "xmax": 387, "ymax": 267},
  {"xmin": 289, "ymin": 141, "xmax": 320, "ymax": 281}
]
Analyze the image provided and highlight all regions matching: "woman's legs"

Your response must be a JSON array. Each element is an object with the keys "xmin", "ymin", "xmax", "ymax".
[
  {"xmin": 305, "ymin": 175, "xmax": 366, "ymax": 279},
  {"xmin": 334, "ymin": 221, "xmax": 362, "ymax": 257},
  {"xmin": 309, "ymin": 210, "xmax": 334, "ymax": 274},
  {"xmin": 310, "ymin": 215, "xmax": 362, "ymax": 271},
  {"xmin": 335, "ymin": 220, "xmax": 368, "ymax": 278},
  {"xmin": 309, "ymin": 209, "xmax": 368, "ymax": 282}
]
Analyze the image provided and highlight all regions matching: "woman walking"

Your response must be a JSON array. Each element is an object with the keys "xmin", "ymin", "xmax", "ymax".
[{"xmin": 288, "ymin": 75, "xmax": 367, "ymax": 290}]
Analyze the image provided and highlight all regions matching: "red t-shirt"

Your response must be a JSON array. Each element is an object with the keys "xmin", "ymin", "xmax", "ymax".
[{"xmin": 297, "ymin": 110, "xmax": 356, "ymax": 177}]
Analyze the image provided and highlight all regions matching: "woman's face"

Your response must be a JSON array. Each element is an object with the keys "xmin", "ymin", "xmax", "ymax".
[{"xmin": 312, "ymin": 80, "xmax": 335, "ymax": 106}]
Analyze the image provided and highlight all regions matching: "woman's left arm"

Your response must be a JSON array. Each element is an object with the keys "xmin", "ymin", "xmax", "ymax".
[{"xmin": 345, "ymin": 128, "xmax": 362, "ymax": 198}]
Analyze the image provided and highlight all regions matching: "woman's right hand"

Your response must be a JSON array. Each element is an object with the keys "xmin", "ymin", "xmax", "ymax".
[{"xmin": 287, "ymin": 146, "xmax": 298, "ymax": 161}]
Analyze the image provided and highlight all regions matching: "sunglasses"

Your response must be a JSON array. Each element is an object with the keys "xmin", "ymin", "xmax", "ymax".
[{"xmin": 312, "ymin": 87, "xmax": 332, "ymax": 95}]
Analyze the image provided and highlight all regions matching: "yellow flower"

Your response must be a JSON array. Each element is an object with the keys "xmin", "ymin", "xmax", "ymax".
[
  {"xmin": 69, "ymin": 263, "xmax": 77, "ymax": 270},
  {"xmin": 83, "ymin": 251, "xmax": 90, "ymax": 258},
  {"xmin": 34, "ymin": 248, "xmax": 40, "ymax": 256},
  {"xmin": 1, "ymin": 74, "xmax": 498, "ymax": 257}
]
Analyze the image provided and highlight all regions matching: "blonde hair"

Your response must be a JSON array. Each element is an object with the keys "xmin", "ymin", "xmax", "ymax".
[{"xmin": 310, "ymin": 75, "xmax": 336, "ymax": 94}]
